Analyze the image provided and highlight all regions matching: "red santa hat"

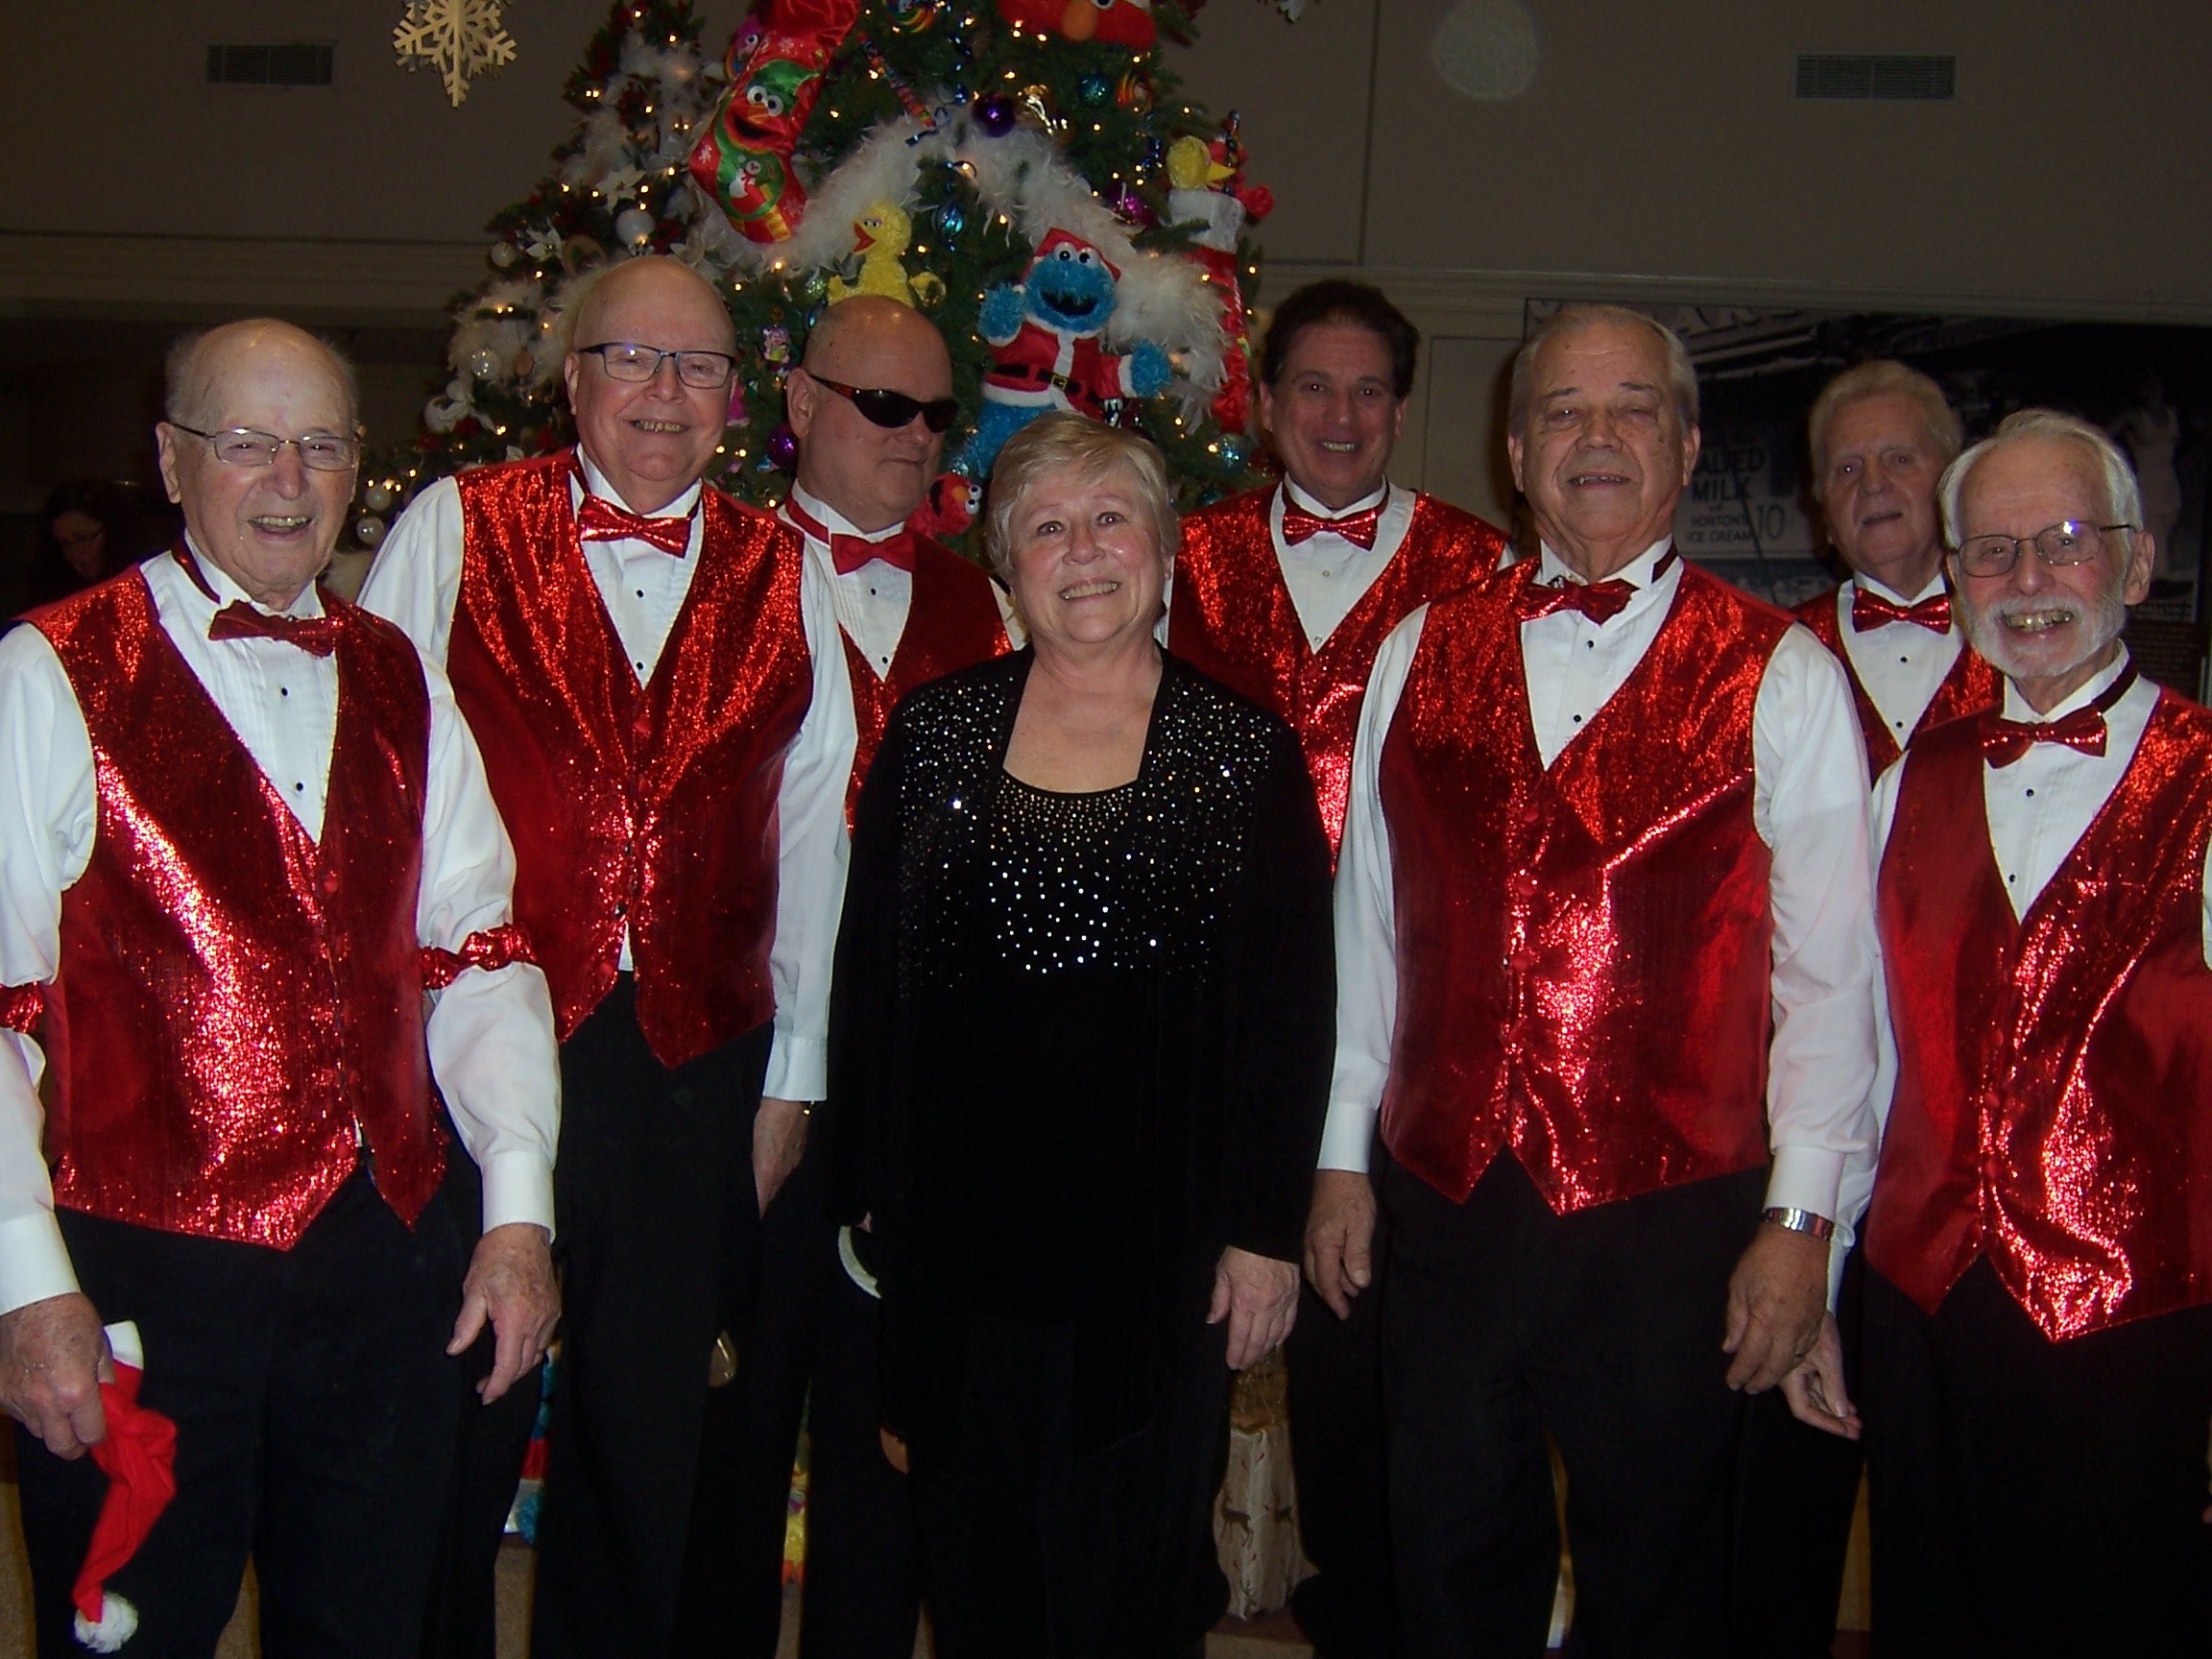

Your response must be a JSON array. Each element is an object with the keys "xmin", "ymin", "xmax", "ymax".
[
  {"xmin": 1032, "ymin": 228, "xmax": 1120, "ymax": 281},
  {"xmin": 72, "ymin": 1323, "xmax": 178, "ymax": 1653}
]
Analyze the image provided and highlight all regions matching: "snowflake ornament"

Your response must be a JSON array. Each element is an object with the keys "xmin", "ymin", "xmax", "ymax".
[{"xmin": 394, "ymin": 0, "xmax": 518, "ymax": 107}]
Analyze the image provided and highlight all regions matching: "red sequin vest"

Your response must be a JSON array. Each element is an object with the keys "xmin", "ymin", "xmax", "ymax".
[
  {"xmin": 29, "ymin": 571, "xmax": 445, "ymax": 1246},
  {"xmin": 1378, "ymin": 562, "xmax": 1789, "ymax": 1209},
  {"xmin": 1171, "ymin": 487, "xmax": 1508, "ymax": 862},
  {"xmin": 448, "ymin": 453, "xmax": 812, "ymax": 1066},
  {"xmin": 1791, "ymin": 584, "xmax": 2000, "ymax": 777},
  {"xmin": 1867, "ymin": 693, "xmax": 2212, "ymax": 1339},
  {"xmin": 838, "ymin": 537, "xmax": 1008, "ymax": 829}
]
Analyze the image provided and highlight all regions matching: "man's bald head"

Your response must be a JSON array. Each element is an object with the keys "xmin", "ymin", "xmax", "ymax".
[
  {"xmin": 800, "ymin": 295, "xmax": 950, "ymax": 383},
  {"xmin": 788, "ymin": 298, "xmax": 954, "ymax": 533},
  {"xmin": 565, "ymin": 255, "xmax": 737, "ymax": 359},
  {"xmin": 165, "ymin": 320, "xmax": 359, "ymax": 433}
]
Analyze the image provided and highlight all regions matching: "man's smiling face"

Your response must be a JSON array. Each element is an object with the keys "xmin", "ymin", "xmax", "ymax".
[
  {"xmin": 563, "ymin": 259, "xmax": 735, "ymax": 515},
  {"xmin": 1508, "ymin": 318, "xmax": 1700, "ymax": 581}
]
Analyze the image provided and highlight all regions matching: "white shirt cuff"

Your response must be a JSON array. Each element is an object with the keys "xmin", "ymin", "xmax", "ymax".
[
  {"xmin": 0, "ymin": 1210, "xmax": 80, "ymax": 1317},
  {"xmin": 1763, "ymin": 1144, "xmax": 1844, "ymax": 1223},
  {"xmin": 764, "ymin": 1031, "xmax": 827, "ymax": 1104},
  {"xmin": 1317, "ymin": 1097, "xmax": 1379, "ymax": 1173},
  {"xmin": 477, "ymin": 1149, "xmax": 556, "ymax": 1238}
]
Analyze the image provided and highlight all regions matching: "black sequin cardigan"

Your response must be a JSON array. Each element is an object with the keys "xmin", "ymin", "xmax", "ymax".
[{"xmin": 824, "ymin": 648, "xmax": 1335, "ymax": 1448}]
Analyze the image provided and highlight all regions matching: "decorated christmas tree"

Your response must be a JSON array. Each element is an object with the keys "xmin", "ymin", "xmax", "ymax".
[{"xmin": 354, "ymin": 0, "xmax": 1292, "ymax": 553}]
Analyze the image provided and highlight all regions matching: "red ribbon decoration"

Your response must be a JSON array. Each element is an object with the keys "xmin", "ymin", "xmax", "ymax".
[{"xmin": 420, "ymin": 923, "xmax": 537, "ymax": 992}]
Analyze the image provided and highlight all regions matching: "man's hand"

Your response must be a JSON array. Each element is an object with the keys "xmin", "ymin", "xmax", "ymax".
[
  {"xmin": 1209, "ymin": 1246, "xmax": 1299, "ymax": 1371},
  {"xmin": 1779, "ymin": 1311, "xmax": 1861, "ymax": 1440},
  {"xmin": 1303, "ymin": 1168, "xmax": 1377, "ymax": 1320},
  {"xmin": 1722, "ymin": 1222, "xmax": 1829, "ymax": 1393},
  {"xmin": 0, "ymin": 1292, "xmax": 109, "ymax": 1457},
  {"xmin": 754, "ymin": 1097, "xmax": 810, "ymax": 1216},
  {"xmin": 449, "ymin": 1223, "xmax": 559, "ymax": 1406}
]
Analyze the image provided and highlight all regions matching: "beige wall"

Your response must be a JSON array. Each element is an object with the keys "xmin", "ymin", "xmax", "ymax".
[{"xmin": 4, "ymin": 1, "xmax": 2208, "ymax": 514}]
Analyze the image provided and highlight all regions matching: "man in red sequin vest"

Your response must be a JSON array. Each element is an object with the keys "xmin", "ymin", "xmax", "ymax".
[
  {"xmin": 1170, "ymin": 279, "xmax": 1506, "ymax": 1658},
  {"xmin": 362, "ymin": 258, "xmax": 850, "ymax": 1659},
  {"xmin": 1791, "ymin": 360, "xmax": 2000, "ymax": 777},
  {"xmin": 0, "ymin": 321, "xmax": 560, "ymax": 1657},
  {"xmin": 1863, "ymin": 411, "xmax": 2212, "ymax": 1652},
  {"xmin": 763, "ymin": 296, "xmax": 1011, "ymax": 1659},
  {"xmin": 1326, "ymin": 306, "xmax": 1882, "ymax": 1655}
]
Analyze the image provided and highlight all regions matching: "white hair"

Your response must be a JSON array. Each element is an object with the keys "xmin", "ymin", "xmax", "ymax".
[
  {"xmin": 1938, "ymin": 408, "xmax": 2145, "ymax": 548},
  {"xmin": 1508, "ymin": 303, "xmax": 1698, "ymax": 439}
]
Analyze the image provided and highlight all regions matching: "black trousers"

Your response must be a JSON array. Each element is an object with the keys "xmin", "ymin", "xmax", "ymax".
[
  {"xmin": 1382, "ymin": 1156, "xmax": 1766, "ymax": 1659},
  {"xmin": 909, "ymin": 1313, "xmax": 1232, "ymax": 1659},
  {"xmin": 801, "ymin": 1252, "xmax": 926, "ymax": 1659},
  {"xmin": 1286, "ymin": 1196, "xmax": 1395, "ymax": 1658},
  {"xmin": 419, "ymin": 1141, "xmax": 544, "ymax": 1659},
  {"xmin": 1728, "ymin": 1245, "xmax": 1864, "ymax": 1659},
  {"xmin": 16, "ymin": 1167, "xmax": 464, "ymax": 1659},
  {"xmin": 682, "ymin": 1129, "xmax": 837, "ymax": 1656},
  {"xmin": 1862, "ymin": 1260, "xmax": 2212, "ymax": 1659},
  {"xmin": 528, "ymin": 984, "xmax": 772, "ymax": 1659}
]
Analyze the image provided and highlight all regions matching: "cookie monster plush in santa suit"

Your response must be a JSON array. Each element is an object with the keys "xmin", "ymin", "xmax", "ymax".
[{"xmin": 964, "ymin": 229, "xmax": 1171, "ymax": 476}]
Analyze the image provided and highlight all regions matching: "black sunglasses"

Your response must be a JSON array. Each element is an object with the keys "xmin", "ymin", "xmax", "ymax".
[{"xmin": 808, "ymin": 373, "xmax": 960, "ymax": 434}]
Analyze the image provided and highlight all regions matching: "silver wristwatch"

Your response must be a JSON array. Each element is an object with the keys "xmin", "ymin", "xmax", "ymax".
[{"xmin": 1761, "ymin": 1205, "xmax": 1835, "ymax": 1240}]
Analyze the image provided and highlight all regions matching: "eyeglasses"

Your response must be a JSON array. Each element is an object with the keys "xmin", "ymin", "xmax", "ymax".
[
  {"xmin": 807, "ymin": 374, "xmax": 961, "ymax": 434},
  {"xmin": 171, "ymin": 424, "xmax": 362, "ymax": 471},
  {"xmin": 577, "ymin": 342, "xmax": 738, "ymax": 389},
  {"xmin": 1954, "ymin": 520, "xmax": 2138, "ymax": 578}
]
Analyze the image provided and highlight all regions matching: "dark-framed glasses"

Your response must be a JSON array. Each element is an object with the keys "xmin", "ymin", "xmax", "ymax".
[
  {"xmin": 172, "ymin": 424, "xmax": 361, "ymax": 471},
  {"xmin": 1955, "ymin": 520, "xmax": 2138, "ymax": 578},
  {"xmin": 808, "ymin": 374, "xmax": 960, "ymax": 434},
  {"xmin": 577, "ymin": 342, "xmax": 737, "ymax": 389}
]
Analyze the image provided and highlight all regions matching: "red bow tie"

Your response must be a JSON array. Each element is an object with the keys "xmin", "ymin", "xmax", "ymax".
[
  {"xmin": 1280, "ymin": 498, "xmax": 1383, "ymax": 551},
  {"xmin": 207, "ymin": 601, "xmax": 342, "ymax": 657},
  {"xmin": 575, "ymin": 491, "xmax": 693, "ymax": 557},
  {"xmin": 785, "ymin": 500, "xmax": 919, "ymax": 575},
  {"xmin": 1981, "ymin": 666, "xmax": 2137, "ymax": 767},
  {"xmin": 1851, "ymin": 587, "xmax": 1952, "ymax": 634},
  {"xmin": 1514, "ymin": 549, "xmax": 1676, "ymax": 626}
]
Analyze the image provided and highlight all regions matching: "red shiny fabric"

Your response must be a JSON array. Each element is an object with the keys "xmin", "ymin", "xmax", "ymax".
[
  {"xmin": 1377, "ymin": 563, "xmax": 1787, "ymax": 1210},
  {"xmin": 1792, "ymin": 584, "xmax": 2000, "ymax": 777},
  {"xmin": 836, "ymin": 535, "xmax": 1008, "ymax": 830},
  {"xmin": 1867, "ymin": 695, "xmax": 2212, "ymax": 1339},
  {"xmin": 1169, "ymin": 486, "xmax": 1507, "ymax": 861},
  {"xmin": 448, "ymin": 453, "xmax": 812, "ymax": 1066},
  {"xmin": 0, "ymin": 983, "xmax": 38, "ymax": 1034},
  {"xmin": 419, "ymin": 922, "xmax": 535, "ymax": 992},
  {"xmin": 30, "ymin": 572, "xmax": 445, "ymax": 1247}
]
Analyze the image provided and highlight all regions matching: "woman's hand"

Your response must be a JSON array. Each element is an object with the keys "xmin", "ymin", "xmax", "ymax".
[{"xmin": 1209, "ymin": 1246, "xmax": 1299, "ymax": 1371}]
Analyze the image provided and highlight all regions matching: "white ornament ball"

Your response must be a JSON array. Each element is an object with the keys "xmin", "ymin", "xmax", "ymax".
[
  {"xmin": 469, "ymin": 348, "xmax": 502, "ymax": 381},
  {"xmin": 363, "ymin": 482, "xmax": 395, "ymax": 513},
  {"xmin": 490, "ymin": 240, "xmax": 517, "ymax": 268},
  {"xmin": 424, "ymin": 399, "xmax": 458, "ymax": 434},
  {"xmin": 614, "ymin": 207, "xmax": 656, "ymax": 248},
  {"xmin": 354, "ymin": 515, "xmax": 387, "ymax": 549}
]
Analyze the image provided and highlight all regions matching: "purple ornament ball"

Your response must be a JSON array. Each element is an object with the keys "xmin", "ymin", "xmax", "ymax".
[
  {"xmin": 974, "ymin": 95, "xmax": 1017, "ymax": 137},
  {"xmin": 767, "ymin": 423, "xmax": 800, "ymax": 470}
]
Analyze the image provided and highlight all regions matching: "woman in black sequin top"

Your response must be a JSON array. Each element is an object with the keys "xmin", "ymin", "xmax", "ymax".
[{"xmin": 825, "ymin": 414, "xmax": 1335, "ymax": 1655}]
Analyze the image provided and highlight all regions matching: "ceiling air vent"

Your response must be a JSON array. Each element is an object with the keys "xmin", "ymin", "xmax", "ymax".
[
  {"xmin": 1794, "ymin": 54, "xmax": 1956, "ymax": 101},
  {"xmin": 206, "ymin": 43, "xmax": 336, "ymax": 86}
]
